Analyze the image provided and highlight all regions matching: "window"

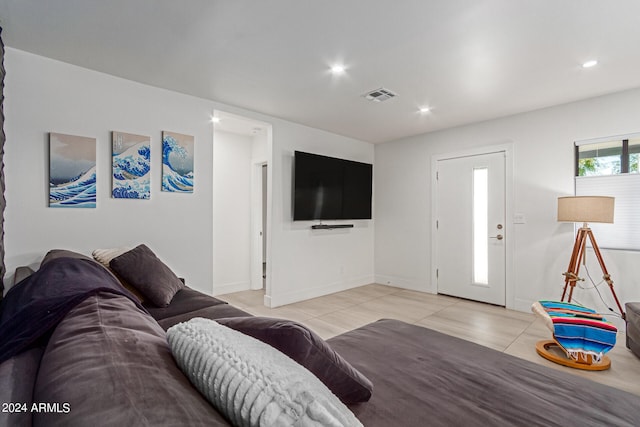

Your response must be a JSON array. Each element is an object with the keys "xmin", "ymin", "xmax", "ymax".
[
  {"xmin": 577, "ymin": 138, "xmax": 640, "ymax": 176},
  {"xmin": 575, "ymin": 134, "xmax": 640, "ymax": 250},
  {"xmin": 630, "ymin": 139, "xmax": 640, "ymax": 173}
]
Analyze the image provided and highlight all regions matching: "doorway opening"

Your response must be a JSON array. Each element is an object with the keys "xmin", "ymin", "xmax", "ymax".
[
  {"xmin": 251, "ymin": 161, "xmax": 268, "ymax": 291},
  {"xmin": 212, "ymin": 110, "xmax": 272, "ymax": 303}
]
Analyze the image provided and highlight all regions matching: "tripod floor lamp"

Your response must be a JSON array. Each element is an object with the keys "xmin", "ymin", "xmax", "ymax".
[{"xmin": 557, "ymin": 196, "xmax": 625, "ymax": 319}]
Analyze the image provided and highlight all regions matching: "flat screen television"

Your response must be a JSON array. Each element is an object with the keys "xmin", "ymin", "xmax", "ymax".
[{"xmin": 293, "ymin": 151, "xmax": 372, "ymax": 221}]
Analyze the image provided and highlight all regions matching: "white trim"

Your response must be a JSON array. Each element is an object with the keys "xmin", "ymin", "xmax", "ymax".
[
  {"xmin": 250, "ymin": 160, "xmax": 267, "ymax": 290},
  {"xmin": 264, "ymin": 126, "xmax": 274, "ymax": 304},
  {"xmin": 576, "ymin": 132, "xmax": 640, "ymax": 146},
  {"xmin": 431, "ymin": 142, "xmax": 515, "ymax": 309},
  {"xmin": 266, "ymin": 275, "xmax": 375, "ymax": 308},
  {"xmin": 374, "ymin": 274, "xmax": 428, "ymax": 292},
  {"xmin": 212, "ymin": 281, "xmax": 252, "ymax": 296},
  {"xmin": 513, "ymin": 297, "xmax": 534, "ymax": 313}
]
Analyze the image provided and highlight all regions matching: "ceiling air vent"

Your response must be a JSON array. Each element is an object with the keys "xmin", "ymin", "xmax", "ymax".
[{"xmin": 363, "ymin": 87, "xmax": 397, "ymax": 102}]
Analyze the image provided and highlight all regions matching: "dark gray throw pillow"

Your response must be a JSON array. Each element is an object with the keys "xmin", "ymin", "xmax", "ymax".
[
  {"xmin": 109, "ymin": 244, "xmax": 184, "ymax": 307},
  {"xmin": 215, "ymin": 316, "xmax": 373, "ymax": 403}
]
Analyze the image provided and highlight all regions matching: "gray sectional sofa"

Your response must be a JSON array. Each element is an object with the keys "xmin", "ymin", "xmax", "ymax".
[
  {"xmin": 1, "ymin": 247, "xmax": 639, "ymax": 426},
  {"xmin": 626, "ymin": 302, "xmax": 640, "ymax": 359}
]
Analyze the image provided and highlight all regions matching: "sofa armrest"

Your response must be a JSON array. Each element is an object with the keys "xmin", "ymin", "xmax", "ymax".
[
  {"xmin": 625, "ymin": 302, "xmax": 640, "ymax": 357},
  {"xmin": 14, "ymin": 266, "xmax": 36, "ymax": 286},
  {"xmin": 0, "ymin": 347, "xmax": 43, "ymax": 427}
]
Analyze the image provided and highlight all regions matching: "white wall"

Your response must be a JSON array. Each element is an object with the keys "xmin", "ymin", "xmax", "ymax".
[
  {"xmin": 4, "ymin": 48, "xmax": 215, "ymax": 294},
  {"xmin": 10, "ymin": 47, "xmax": 636, "ymax": 318},
  {"xmin": 3, "ymin": 48, "xmax": 375, "ymax": 306},
  {"xmin": 266, "ymin": 124, "xmax": 375, "ymax": 307},
  {"xmin": 375, "ymin": 88, "xmax": 640, "ymax": 323}
]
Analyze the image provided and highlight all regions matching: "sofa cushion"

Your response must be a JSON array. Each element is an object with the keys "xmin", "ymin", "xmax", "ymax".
[
  {"xmin": 13, "ymin": 266, "xmax": 36, "ymax": 286},
  {"xmin": 144, "ymin": 286, "xmax": 228, "ymax": 321},
  {"xmin": 168, "ymin": 318, "xmax": 362, "ymax": 427},
  {"xmin": 109, "ymin": 244, "xmax": 184, "ymax": 307},
  {"xmin": 0, "ymin": 257, "xmax": 142, "ymax": 364},
  {"xmin": 33, "ymin": 293, "xmax": 229, "ymax": 426},
  {"xmin": 216, "ymin": 316, "xmax": 373, "ymax": 403},
  {"xmin": 626, "ymin": 302, "xmax": 640, "ymax": 358},
  {"xmin": 157, "ymin": 304, "xmax": 251, "ymax": 330},
  {"xmin": 39, "ymin": 249, "xmax": 144, "ymax": 302},
  {"xmin": 92, "ymin": 246, "xmax": 131, "ymax": 267},
  {"xmin": 0, "ymin": 347, "xmax": 43, "ymax": 427},
  {"xmin": 92, "ymin": 246, "xmax": 146, "ymax": 303}
]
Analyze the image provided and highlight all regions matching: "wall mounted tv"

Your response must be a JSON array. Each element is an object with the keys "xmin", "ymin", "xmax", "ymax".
[{"xmin": 293, "ymin": 151, "xmax": 373, "ymax": 221}]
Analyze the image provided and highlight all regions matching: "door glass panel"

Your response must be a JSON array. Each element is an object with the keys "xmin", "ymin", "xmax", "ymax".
[{"xmin": 473, "ymin": 168, "xmax": 488, "ymax": 285}]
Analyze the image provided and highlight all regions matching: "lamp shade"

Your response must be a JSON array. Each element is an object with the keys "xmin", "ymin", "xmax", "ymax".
[{"xmin": 557, "ymin": 196, "xmax": 614, "ymax": 224}]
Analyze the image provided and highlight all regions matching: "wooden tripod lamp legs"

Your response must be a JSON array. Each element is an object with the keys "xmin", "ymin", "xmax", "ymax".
[{"xmin": 561, "ymin": 227, "xmax": 625, "ymax": 320}]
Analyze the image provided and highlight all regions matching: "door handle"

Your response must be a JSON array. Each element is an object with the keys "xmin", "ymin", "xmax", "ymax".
[{"xmin": 489, "ymin": 234, "xmax": 504, "ymax": 240}]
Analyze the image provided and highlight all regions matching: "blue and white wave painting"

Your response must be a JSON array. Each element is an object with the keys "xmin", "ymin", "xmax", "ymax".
[
  {"xmin": 162, "ymin": 132, "xmax": 194, "ymax": 193},
  {"xmin": 49, "ymin": 165, "xmax": 97, "ymax": 208},
  {"xmin": 49, "ymin": 133, "xmax": 97, "ymax": 208},
  {"xmin": 112, "ymin": 133, "xmax": 151, "ymax": 199}
]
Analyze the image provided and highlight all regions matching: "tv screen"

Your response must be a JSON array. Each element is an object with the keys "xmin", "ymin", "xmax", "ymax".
[{"xmin": 293, "ymin": 151, "xmax": 372, "ymax": 221}]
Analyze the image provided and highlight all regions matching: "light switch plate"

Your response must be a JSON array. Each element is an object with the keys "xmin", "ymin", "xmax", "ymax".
[{"xmin": 513, "ymin": 213, "xmax": 526, "ymax": 224}]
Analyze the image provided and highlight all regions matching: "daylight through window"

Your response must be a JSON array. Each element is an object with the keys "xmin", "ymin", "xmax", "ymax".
[
  {"xmin": 575, "ymin": 134, "xmax": 640, "ymax": 251},
  {"xmin": 577, "ymin": 138, "xmax": 640, "ymax": 176}
]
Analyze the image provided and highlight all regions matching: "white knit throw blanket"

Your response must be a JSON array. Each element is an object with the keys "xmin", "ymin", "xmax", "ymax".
[{"xmin": 167, "ymin": 318, "xmax": 363, "ymax": 427}]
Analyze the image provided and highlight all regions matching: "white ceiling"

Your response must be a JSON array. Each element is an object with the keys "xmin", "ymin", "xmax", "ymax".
[
  {"xmin": 2, "ymin": 0, "xmax": 640, "ymax": 143},
  {"xmin": 213, "ymin": 110, "xmax": 270, "ymax": 137}
]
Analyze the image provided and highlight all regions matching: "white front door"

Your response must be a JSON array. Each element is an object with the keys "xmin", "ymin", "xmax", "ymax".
[{"xmin": 435, "ymin": 151, "xmax": 506, "ymax": 305}]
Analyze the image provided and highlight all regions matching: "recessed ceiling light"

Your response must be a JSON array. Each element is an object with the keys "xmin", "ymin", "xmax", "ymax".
[
  {"xmin": 211, "ymin": 116, "xmax": 220, "ymax": 123},
  {"xmin": 419, "ymin": 107, "xmax": 431, "ymax": 114},
  {"xmin": 582, "ymin": 60, "xmax": 598, "ymax": 68},
  {"xmin": 330, "ymin": 64, "xmax": 346, "ymax": 74}
]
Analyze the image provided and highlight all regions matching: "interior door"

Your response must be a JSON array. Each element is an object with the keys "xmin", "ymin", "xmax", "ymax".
[{"xmin": 436, "ymin": 151, "xmax": 506, "ymax": 305}]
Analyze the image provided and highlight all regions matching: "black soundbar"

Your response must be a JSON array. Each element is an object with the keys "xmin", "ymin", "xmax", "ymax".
[{"xmin": 311, "ymin": 224, "xmax": 354, "ymax": 230}]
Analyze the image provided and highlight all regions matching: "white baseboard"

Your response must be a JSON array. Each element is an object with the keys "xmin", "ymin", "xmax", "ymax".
[
  {"xmin": 374, "ymin": 274, "xmax": 435, "ymax": 293},
  {"xmin": 212, "ymin": 281, "xmax": 251, "ymax": 296},
  {"xmin": 267, "ymin": 275, "xmax": 375, "ymax": 308},
  {"xmin": 512, "ymin": 297, "xmax": 534, "ymax": 313}
]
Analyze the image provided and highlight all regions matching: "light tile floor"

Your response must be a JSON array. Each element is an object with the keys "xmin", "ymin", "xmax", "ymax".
[{"xmin": 220, "ymin": 284, "xmax": 640, "ymax": 396}]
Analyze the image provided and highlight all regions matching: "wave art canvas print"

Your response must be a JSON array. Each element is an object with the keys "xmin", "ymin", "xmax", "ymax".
[
  {"xmin": 49, "ymin": 133, "xmax": 96, "ymax": 208},
  {"xmin": 162, "ymin": 131, "xmax": 194, "ymax": 193},
  {"xmin": 112, "ymin": 131, "xmax": 151, "ymax": 199}
]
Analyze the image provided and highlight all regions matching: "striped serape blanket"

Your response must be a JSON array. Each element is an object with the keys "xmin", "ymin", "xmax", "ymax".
[{"xmin": 531, "ymin": 300, "xmax": 617, "ymax": 362}]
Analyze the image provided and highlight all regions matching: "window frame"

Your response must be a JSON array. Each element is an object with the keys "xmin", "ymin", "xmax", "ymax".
[
  {"xmin": 575, "ymin": 133, "xmax": 639, "ymax": 176},
  {"xmin": 574, "ymin": 132, "xmax": 640, "ymax": 251}
]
